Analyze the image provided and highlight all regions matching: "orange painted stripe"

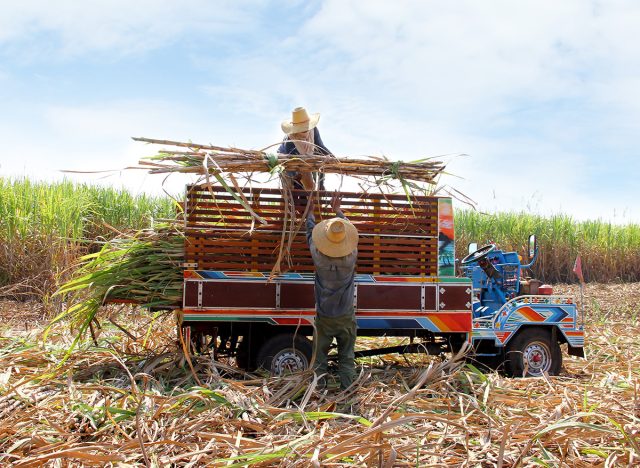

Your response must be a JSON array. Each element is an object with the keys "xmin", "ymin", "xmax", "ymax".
[
  {"xmin": 517, "ymin": 306, "xmax": 546, "ymax": 322},
  {"xmin": 224, "ymin": 271, "xmax": 264, "ymax": 277},
  {"xmin": 428, "ymin": 313, "xmax": 472, "ymax": 332},
  {"xmin": 429, "ymin": 315, "xmax": 452, "ymax": 332},
  {"xmin": 356, "ymin": 310, "xmax": 471, "ymax": 316},
  {"xmin": 564, "ymin": 331, "xmax": 584, "ymax": 336},
  {"xmin": 183, "ymin": 308, "xmax": 472, "ymax": 318}
]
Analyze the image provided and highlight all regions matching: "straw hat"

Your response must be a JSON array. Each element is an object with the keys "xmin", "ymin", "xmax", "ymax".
[
  {"xmin": 281, "ymin": 107, "xmax": 320, "ymax": 134},
  {"xmin": 312, "ymin": 217, "xmax": 358, "ymax": 258}
]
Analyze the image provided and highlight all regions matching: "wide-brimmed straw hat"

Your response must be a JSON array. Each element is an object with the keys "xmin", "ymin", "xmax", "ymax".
[
  {"xmin": 281, "ymin": 107, "xmax": 320, "ymax": 135},
  {"xmin": 312, "ymin": 217, "xmax": 358, "ymax": 258}
]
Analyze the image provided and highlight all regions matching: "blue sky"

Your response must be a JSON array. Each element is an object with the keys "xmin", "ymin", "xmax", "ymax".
[{"xmin": 1, "ymin": 0, "xmax": 638, "ymax": 223}]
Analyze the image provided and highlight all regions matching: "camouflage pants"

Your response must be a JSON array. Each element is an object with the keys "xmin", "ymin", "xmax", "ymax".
[{"xmin": 313, "ymin": 312, "xmax": 357, "ymax": 389}]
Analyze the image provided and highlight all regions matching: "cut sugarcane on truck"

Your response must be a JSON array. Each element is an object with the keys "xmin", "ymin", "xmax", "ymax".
[{"xmin": 178, "ymin": 184, "xmax": 585, "ymax": 377}]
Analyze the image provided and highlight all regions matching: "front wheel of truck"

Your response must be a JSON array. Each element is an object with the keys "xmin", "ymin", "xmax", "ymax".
[
  {"xmin": 505, "ymin": 328, "xmax": 562, "ymax": 377},
  {"xmin": 256, "ymin": 333, "xmax": 313, "ymax": 375}
]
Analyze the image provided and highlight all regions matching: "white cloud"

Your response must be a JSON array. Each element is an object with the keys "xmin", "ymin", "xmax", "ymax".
[
  {"xmin": 302, "ymin": 1, "xmax": 627, "ymax": 113},
  {"xmin": 0, "ymin": 0, "xmax": 265, "ymax": 59},
  {"xmin": 211, "ymin": 0, "xmax": 639, "ymax": 222}
]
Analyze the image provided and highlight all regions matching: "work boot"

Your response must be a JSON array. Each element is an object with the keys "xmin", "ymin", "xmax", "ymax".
[{"xmin": 316, "ymin": 376, "xmax": 327, "ymax": 391}]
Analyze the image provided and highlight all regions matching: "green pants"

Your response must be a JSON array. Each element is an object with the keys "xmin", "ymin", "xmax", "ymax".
[{"xmin": 313, "ymin": 313, "xmax": 357, "ymax": 389}]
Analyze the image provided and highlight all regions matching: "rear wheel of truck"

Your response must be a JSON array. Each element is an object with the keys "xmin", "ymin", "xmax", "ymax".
[
  {"xmin": 256, "ymin": 333, "xmax": 313, "ymax": 375},
  {"xmin": 505, "ymin": 328, "xmax": 562, "ymax": 377}
]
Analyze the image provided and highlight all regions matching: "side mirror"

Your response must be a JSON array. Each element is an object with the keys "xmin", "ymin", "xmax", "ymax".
[
  {"xmin": 528, "ymin": 234, "xmax": 537, "ymax": 261},
  {"xmin": 468, "ymin": 242, "xmax": 478, "ymax": 255}
]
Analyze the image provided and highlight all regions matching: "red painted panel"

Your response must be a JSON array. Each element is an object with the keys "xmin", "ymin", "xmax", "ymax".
[
  {"xmin": 184, "ymin": 281, "xmax": 198, "ymax": 308},
  {"xmin": 357, "ymin": 284, "xmax": 421, "ymax": 310},
  {"xmin": 201, "ymin": 282, "xmax": 277, "ymax": 308},
  {"xmin": 274, "ymin": 317, "xmax": 313, "ymax": 325},
  {"xmin": 424, "ymin": 285, "xmax": 437, "ymax": 311},
  {"xmin": 438, "ymin": 285, "xmax": 472, "ymax": 311},
  {"xmin": 280, "ymin": 283, "xmax": 316, "ymax": 309}
]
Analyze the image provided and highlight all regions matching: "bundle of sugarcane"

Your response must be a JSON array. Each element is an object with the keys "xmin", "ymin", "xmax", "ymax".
[
  {"xmin": 50, "ymin": 223, "xmax": 184, "ymax": 353},
  {"xmin": 132, "ymin": 137, "xmax": 446, "ymax": 185}
]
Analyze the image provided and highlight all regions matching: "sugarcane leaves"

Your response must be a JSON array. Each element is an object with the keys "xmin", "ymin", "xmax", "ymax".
[
  {"xmin": 375, "ymin": 160, "xmax": 429, "ymax": 209},
  {"xmin": 265, "ymin": 153, "xmax": 284, "ymax": 175},
  {"xmin": 48, "ymin": 227, "xmax": 183, "ymax": 360},
  {"xmin": 144, "ymin": 151, "xmax": 201, "ymax": 168},
  {"xmin": 265, "ymin": 153, "xmax": 313, "ymax": 181},
  {"xmin": 532, "ymin": 412, "xmax": 616, "ymax": 441},
  {"xmin": 43, "ymin": 297, "xmax": 100, "ymax": 365},
  {"xmin": 201, "ymin": 154, "xmax": 267, "ymax": 225},
  {"xmin": 277, "ymin": 411, "xmax": 372, "ymax": 426}
]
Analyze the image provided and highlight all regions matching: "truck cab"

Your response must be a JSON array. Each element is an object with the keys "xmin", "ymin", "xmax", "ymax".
[
  {"xmin": 464, "ymin": 236, "xmax": 539, "ymax": 317},
  {"xmin": 461, "ymin": 236, "xmax": 585, "ymax": 375}
]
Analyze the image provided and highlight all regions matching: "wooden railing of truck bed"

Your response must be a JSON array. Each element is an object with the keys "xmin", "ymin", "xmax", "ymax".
[{"xmin": 184, "ymin": 185, "xmax": 442, "ymax": 276}]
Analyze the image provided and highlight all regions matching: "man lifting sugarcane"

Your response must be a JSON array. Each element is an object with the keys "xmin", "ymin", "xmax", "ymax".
[
  {"xmin": 305, "ymin": 192, "xmax": 358, "ymax": 390},
  {"xmin": 278, "ymin": 107, "xmax": 332, "ymax": 191}
]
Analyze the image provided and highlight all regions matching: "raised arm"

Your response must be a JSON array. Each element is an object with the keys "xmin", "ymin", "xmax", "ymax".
[
  {"xmin": 306, "ymin": 197, "xmax": 316, "ymax": 246},
  {"xmin": 331, "ymin": 192, "xmax": 345, "ymax": 219}
]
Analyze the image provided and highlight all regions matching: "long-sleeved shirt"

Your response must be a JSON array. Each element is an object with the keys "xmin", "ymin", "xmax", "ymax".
[
  {"xmin": 278, "ymin": 127, "xmax": 330, "ymax": 191},
  {"xmin": 277, "ymin": 127, "xmax": 332, "ymax": 156},
  {"xmin": 306, "ymin": 213, "xmax": 357, "ymax": 318}
]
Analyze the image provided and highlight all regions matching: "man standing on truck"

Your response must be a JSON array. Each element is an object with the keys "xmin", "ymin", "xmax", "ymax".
[
  {"xmin": 306, "ymin": 193, "xmax": 358, "ymax": 390},
  {"xmin": 279, "ymin": 106, "xmax": 332, "ymax": 191}
]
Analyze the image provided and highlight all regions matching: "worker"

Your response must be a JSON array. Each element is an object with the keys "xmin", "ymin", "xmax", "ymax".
[
  {"xmin": 306, "ymin": 192, "xmax": 358, "ymax": 390},
  {"xmin": 278, "ymin": 106, "xmax": 331, "ymax": 191}
]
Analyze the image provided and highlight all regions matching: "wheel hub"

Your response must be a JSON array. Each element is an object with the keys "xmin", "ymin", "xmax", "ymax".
[
  {"xmin": 272, "ymin": 349, "xmax": 308, "ymax": 375},
  {"xmin": 523, "ymin": 341, "xmax": 551, "ymax": 375}
]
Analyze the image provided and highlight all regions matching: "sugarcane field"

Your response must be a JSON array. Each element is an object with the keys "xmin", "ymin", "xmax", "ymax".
[{"xmin": 2, "ymin": 2, "xmax": 640, "ymax": 467}]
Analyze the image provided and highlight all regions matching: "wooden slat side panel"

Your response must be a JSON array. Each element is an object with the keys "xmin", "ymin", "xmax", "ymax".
[{"xmin": 184, "ymin": 185, "xmax": 442, "ymax": 275}]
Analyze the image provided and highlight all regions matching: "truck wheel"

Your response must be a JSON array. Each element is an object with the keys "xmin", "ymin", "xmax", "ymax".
[
  {"xmin": 505, "ymin": 328, "xmax": 562, "ymax": 377},
  {"xmin": 256, "ymin": 333, "xmax": 313, "ymax": 375}
]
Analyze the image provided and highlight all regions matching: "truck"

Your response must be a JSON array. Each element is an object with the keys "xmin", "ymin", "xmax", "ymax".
[{"xmin": 178, "ymin": 184, "xmax": 585, "ymax": 377}]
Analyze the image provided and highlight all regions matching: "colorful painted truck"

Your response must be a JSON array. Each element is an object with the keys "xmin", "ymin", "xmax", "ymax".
[{"xmin": 179, "ymin": 185, "xmax": 584, "ymax": 377}]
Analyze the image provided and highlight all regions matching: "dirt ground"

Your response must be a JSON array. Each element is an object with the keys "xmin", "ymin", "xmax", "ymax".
[{"xmin": 1, "ymin": 283, "xmax": 639, "ymax": 466}]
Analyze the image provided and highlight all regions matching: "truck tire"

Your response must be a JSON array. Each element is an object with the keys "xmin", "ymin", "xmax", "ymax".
[
  {"xmin": 505, "ymin": 328, "xmax": 562, "ymax": 377},
  {"xmin": 256, "ymin": 333, "xmax": 313, "ymax": 375}
]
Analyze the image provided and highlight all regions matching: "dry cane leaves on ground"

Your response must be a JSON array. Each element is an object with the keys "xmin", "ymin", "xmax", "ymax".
[{"xmin": 0, "ymin": 283, "xmax": 639, "ymax": 466}]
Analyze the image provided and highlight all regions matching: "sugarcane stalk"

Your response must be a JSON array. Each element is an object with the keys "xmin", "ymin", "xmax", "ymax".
[{"xmin": 133, "ymin": 137, "xmax": 446, "ymax": 185}]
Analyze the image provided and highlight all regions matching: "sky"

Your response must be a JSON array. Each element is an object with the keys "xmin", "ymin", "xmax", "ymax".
[{"xmin": 1, "ymin": 0, "xmax": 638, "ymax": 223}]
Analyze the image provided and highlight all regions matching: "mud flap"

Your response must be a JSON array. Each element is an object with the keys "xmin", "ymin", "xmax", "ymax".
[{"xmin": 568, "ymin": 346, "xmax": 585, "ymax": 358}]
